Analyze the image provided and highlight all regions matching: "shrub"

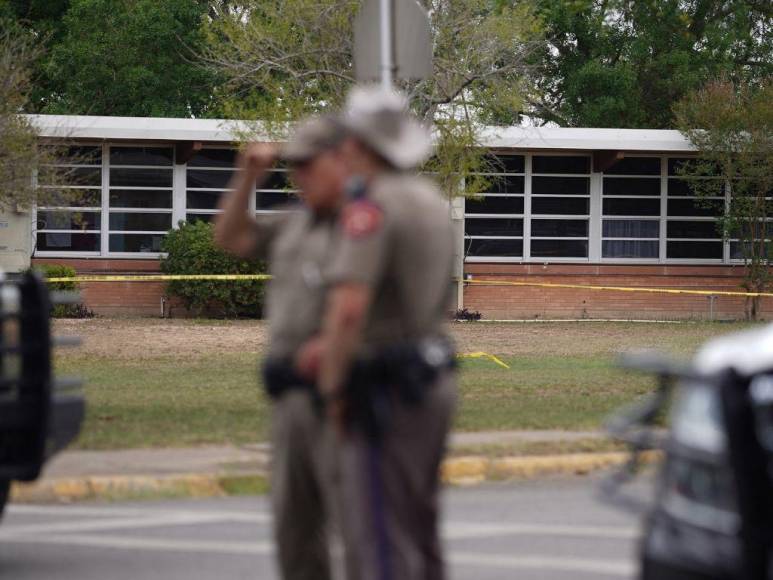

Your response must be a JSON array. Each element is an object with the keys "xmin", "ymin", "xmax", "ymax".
[
  {"xmin": 160, "ymin": 220, "xmax": 267, "ymax": 318},
  {"xmin": 454, "ymin": 308, "xmax": 482, "ymax": 321},
  {"xmin": 33, "ymin": 264, "xmax": 94, "ymax": 318}
]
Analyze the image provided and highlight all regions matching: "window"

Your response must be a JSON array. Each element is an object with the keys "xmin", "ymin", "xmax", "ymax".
[
  {"xmin": 464, "ymin": 154, "xmax": 525, "ymax": 258},
  {"xmin": 530, "ymin": 155, "xmax": 591, "ymax": 259},
  {"xmin": 602, "ymin": 157, "xmax": 661, "ymax": 259},
  {"xmin": 186, "ymin": 148, "xmax": 237, "ymax": 223},
  {"xmin": 666, "ymin": 157, "xmax": 725, "ymax": 260},
  {"xmin": 256, "ymin": 168, "xmax": 299, "ymax": 211},
  {"xmin": 109, "ymin": 147, "xmax": 173, "ymax": 253},
  {"xmin": 36, "ymin": 146, "xmax": 103, "ymax": 254}
]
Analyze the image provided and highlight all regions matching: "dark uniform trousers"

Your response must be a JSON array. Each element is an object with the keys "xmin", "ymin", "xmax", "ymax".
[
  {"xmin": 336, "ymin": 372, "xmax": 457, "ymax": 580},
  {"xmin": 271, "ymin": 390, "xmax": 338, "ymax": 580}
]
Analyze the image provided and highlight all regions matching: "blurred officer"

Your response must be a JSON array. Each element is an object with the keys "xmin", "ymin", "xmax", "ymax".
[
  {"xmin": 214, "ymin": 117, "xmax": 347, "ymax": 580},
  {"xmin": 311, "ymin": 87, "xmax": 458, "ymax": 580}
]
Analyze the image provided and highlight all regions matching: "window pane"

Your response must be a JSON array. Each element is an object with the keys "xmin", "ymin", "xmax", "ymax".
[
  {"xmin": 480, "ymin": 175, "xmax": 525, "ymax": 194},
  {"xmin": 262, "ymin": 171, "xmax": 292, "ymax": 191},
  {"xmin": 603, "ymin": 177, "xmax": 660, "ymax": 196},
  {"xmin": 531, "ymin": 239, "xmax": 588, "ymax": 258},
  {"xmin": 667, "ymin": 241, "xmax": 722, "ymax": 259},
  {"xmin": 667, "ymin": 220, "xmax": 721, "ymax": 239},
  {"xmin": 40, "ymin": 189, "xmax": 101, "ymax": 208},
  {"xmin": 667, "ymin": 198, "xmax": 724, "ymax": 217},
  {"xmin": 603, "ymin": 220, "xmax": 659, "ymax": 238},
  {"xmin": 532, "ymin": 156, "xmax": 590, "ymax": 174},
  {"xmin": 187, "ymin": 213, "xmax": 216, "ymax": 224},
  {"xmin": 531, "ymin": 219, "xmax": 588, "ymax": 237},
  {"xmin": 110, "ymin": 189, "xmax": 172, "ymax": 209},
  {"xmin": 603, "ymin": 240, "xmax": 659, "ymax": 258},
  {"xmin": 37, "ymin": 211, "xmax": 101, "ymax": 231},
  {"xmin": 110, "ymin": 147, "xmax": 173, "ymax": 166},
  {"xmin": 532, "ymin": 197, "xmax": 589, "ymax": 215},
  {"xmin": 604, "ymin": 157, "xmax": 661, "ymax": 176},
  {"xmin": 187, "ymin": 149, "xmax": 237, "ymax": 168},
  {"xmin": 109, "ymin": 233, "xmax": 166, "ymax": 253},
  {"xmin": 467, "ymin": 238, "xmax": 522, "ymax": 257},
  {"xmin": 37, "ymin": 233, "xmax": 99, "ymax": 252},
  {"xmin": 668, "ymin": 158, "xmax": 721, "ymax": 177},
  {"xmin": 465, "ymin": 218, "xmax": 523, "ymax": 237},
  {"xmin": 603, "ymin": 198, "xmax": 660, "ymax": 216},
  {"xmin": 40, "ymin": 167, "xmax": 102, "ymax": 187},
  {"xmin": 483, "ymin": 154, "xmax": 525, "ymax": 173},
  {"xmin": 187, "ymin": 169, "xmax": 234, "ymax": 189},
  {"xmin": 258, "ymin": 191, "xmax": 299, "ymax": 210},
  {"xmin": 187, "ymin": 190, "xmax": 223, "ymax": 210},
  {"xmin": 730, "ymin": 242, "xmax": 771, "ymax": 260},
  {"xmin": 57, "ymin": 146, "xmax": 102, "ymax": 165},
  {"xmin": 668, "ymin": 178, "xmax": 723, "ymax": 197},
  {"xmin": 109, "ymin": 213, "xmax": 172, "ymax": 231},
  {"xmin": 110, "ymin": 168, "xmax": 173, "ymax": 188},
  {"xmin": 465, "ymin": 196, "xmax": 524, "ymax": 215},
  {"xmin": 532, "ymin": 176, "xmax": 589, "ymax": 195}
]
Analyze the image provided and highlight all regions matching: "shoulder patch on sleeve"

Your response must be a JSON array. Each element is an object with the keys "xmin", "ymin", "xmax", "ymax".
[{"xmin": 341, "ymin": 200, "xmax": 383, "ymax": 239}]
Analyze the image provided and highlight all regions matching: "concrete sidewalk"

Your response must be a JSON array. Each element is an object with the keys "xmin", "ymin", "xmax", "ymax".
[
  {"xmin": 11, "ymin": 430, "xmax": 645, "ymax": 503},
  {"xmin": 41, "ymin": 430, "xmax": 606, "ymax": 481}
]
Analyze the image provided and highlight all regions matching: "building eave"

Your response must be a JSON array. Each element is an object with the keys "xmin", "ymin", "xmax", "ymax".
[{"xmin": 24, "ymin": 114, "xmax": 697, "ymax": 153}]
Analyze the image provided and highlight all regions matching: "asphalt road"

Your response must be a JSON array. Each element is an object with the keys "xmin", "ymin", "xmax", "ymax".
[{"xmin": 0, "ymin": 475, "xmax": 649, "ymax": 580}]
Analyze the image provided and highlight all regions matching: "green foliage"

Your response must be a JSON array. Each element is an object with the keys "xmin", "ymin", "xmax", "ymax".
[
  {"xmin": 675, "ymin": 79, "xmax": 773, "ymax": 319},
  {"xmin": 32, "ymin": 263, "xmax": 94, "ymax": 318},
  {"xmin": 10, "ymin": 0, "xmax": 218, "ymax": 117},
  {"xmin": 531, "ymin": 0, "xmax": 773, "ymax": 128},
  {"xmin": 160, "ymin": 220, "xmax": 267, "ymax": 318}
]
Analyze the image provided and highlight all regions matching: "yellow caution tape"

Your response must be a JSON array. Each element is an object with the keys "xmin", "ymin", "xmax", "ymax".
[
  {"xmin": 45, "ymin": 274, "xmax": 273, "ymax": 283},
  {"xmin": 461, "ymin": 278, "xmax": 773, "ymax": 298},
  {"xmin": 41, "ymin": 273, "xmax": 773, "ymax": 298},
  {"xmin": 457, "ymin": 352, "xmax": 511, "ymax": 369}
]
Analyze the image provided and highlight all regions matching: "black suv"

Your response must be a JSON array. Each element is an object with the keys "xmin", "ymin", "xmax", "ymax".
[
  {"xmin": 0, "ymin": 273, "xmax": 84, "ymax": 517},
  {"xmin": 606, "ymin": 326, "xmax": 773, "ymax": 580}
]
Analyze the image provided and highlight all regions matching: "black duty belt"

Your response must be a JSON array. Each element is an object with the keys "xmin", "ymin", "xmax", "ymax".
[{"xmin": 344, "ymin": 336, "xmax": 457, "ymax": 442}]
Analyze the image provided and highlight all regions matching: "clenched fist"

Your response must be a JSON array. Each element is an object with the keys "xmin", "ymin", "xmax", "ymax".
[{"xmin": 238, "ymin": 143, "xmax": 278, "ymax": 175}]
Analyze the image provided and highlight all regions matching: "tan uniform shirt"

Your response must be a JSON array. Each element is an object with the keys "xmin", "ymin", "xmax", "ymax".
[
  {"xmin": 330, "ymin": 174, "xmax": 454, "ymax": 349},
  {"xmin": 254, "ymin": 208, "xmax": 341, "ymax": 359}
]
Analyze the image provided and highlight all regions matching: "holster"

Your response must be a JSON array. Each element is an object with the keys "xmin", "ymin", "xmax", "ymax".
[
  {"xmin": 262, "ymin": 357, "xmax": 317, "ymax": 402},
  {"xmin": 344, "ymin": 337, "xmax": 457, "ymax": 442}
]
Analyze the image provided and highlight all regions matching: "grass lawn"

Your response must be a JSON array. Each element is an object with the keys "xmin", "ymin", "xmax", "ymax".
[{"xmin": 55, "ymin": 319, "xmax": 756, "ymax": 450}]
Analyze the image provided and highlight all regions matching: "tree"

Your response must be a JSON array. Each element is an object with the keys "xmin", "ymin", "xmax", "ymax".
[
  {"xmin": 200, "ymin": 0, "xmax": 543, "ymax": 196},
  {"xmin": 531, "ymin": 0, "xmax": 773, "ymax": 128},
  {"xmin": 675, "ymin": 79, "xmax": 773, "ymax": 320},
  {"xmin": 0, "ymin": 18, "xmax": 95, "ymax": 212},
  {"xmin": 0, "ymin": 19, "xmax": 41, "ymax": 210},
  {"xmin": 38, "ymin": 0, "xmax": 218, "ymax": 117}
]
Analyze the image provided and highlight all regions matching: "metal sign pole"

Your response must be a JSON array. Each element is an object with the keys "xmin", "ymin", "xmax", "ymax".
[{"xmin": 379, "ymin": 0, "xmax": 395, "ymax": 88}]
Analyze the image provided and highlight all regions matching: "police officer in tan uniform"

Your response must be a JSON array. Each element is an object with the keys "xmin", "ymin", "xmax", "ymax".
[
  {"xmin": 214, "ymin": 117, "xmax": 347, "ymax": 580},
  {"xmin": 308, "ymin": 87, "xmax": 458, "ymax": 580}
]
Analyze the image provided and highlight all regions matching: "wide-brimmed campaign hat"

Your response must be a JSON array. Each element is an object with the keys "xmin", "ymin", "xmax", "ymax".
[
  {"xmin": 338, "ymin": 85, "xmax": 433, "ymax": 170},
  {"xmin": 280, "ymin": 115, "xmax": 346, "ymax": 165}
]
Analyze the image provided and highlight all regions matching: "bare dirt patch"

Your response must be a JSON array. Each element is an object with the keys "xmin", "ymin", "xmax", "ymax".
[
  {"xmin": 55, "ymin": 318, "xmax": 753, "ymax": 361},
  {"xmin": 55, "ymin": 318, "xmax": 269, "ymax": 361}
]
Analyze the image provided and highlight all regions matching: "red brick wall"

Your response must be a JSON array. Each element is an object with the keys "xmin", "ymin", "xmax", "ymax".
[
  {"xmin": 34, "ymin": 258, "xmax": 769, "ymax": 320},
  {"xmin": 32, "ymin": 258, "xmax": 166, "ymax": 317},
  {"xmin": 463, "ymin": 263, "xmax": 771, "ymax": 321}
]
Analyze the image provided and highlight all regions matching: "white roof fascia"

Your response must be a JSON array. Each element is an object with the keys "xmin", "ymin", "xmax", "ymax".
[
  {"xmin": 26, "ymin": 115, "xmax": 273, "ymax": 143},
  {"xmin": 25, "ymin": 114, "xmax": 696, "ymax": 152},
  {"xmin": 478, "ymin": 126, "xmax": 695, "ymax": 152}
]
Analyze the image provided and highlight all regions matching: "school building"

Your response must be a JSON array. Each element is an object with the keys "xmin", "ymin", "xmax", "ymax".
[{"xmin": 1, "ymin": 114, "xmax": 768, "ymax": 320}]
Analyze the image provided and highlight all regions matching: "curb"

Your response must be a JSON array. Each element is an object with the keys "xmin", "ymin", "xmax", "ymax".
[
  {"xmin": 10, "ymin": 473, "xmax": 257, "ymax": 503},
  {"xmin": 441, "ymin": 450, "xmax": 661, "ymax": 486},
  {"xmin": 10, "ymin": 451, "xmax": 660, "ymax": 503}
]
